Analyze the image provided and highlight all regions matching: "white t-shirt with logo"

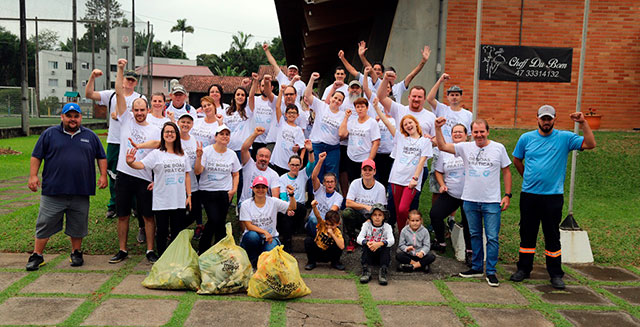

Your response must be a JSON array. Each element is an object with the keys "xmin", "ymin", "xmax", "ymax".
[
  {"xmin": 435, "ymin": 151, "xmax": 465, "ymax": 199},
  {"xmin": 433, "ymin": 100, "xmax": 473, "ymax": 143},
  {"xmin": 251, "ymin": 96, "xmax": 277, "ymax": 143},
  {"xmin": 146, "ymin": 114, "xmax": 169, "ymax": 129},
  {"xmin": 99, "ymin": 90, "xmax": 145, "ymax": 144},
  {"xmin": 239, "ymin": 196, "xmax": 290, "ymax": 238},
  {"xmin": 240, "ymin": 158, "xmax": 281, "ymax": 202},
  {"xmin": 377, "ymin": 116, "xmax": 396, "ymax": 154},
  {"xmin": 389, "ymin": 101, "xmax": 436, "ymax": 166},
  {"xmin": 308, "ymin": 97, "xmax": 345, "ymax": 145},
  {"xmin": 217, "ymin": 107, "xmax": 254, "ymax": 151},
  {"xmin": 166, "ymin": 102, "xmax": 196, "ymax": 120},
  {"xmin": 321, "ymin": 83, "xmax": 349, "ymax": 101},
  {"xmin": 181, "ymin": 137, "xmax": 199, "ymax": 192},
  {"xmin": 116, "ymin": 112, "xmax": 160, "ymax": 181},
  {"xmin": 140, "ymin": 150, "xmax": 190, "ymax": 210},
  {"xmin": 191, "ymin": 118, "xmax": 218, "ymax": 148},
  {"xmin": 346, "ymin": 178, "xmax": 387, "ymax": 213},
  {"xmin": 198, "ymin": 146, "xmax": 242, "ymax": 192},
  {"xmin": 271, "ymin": 122, "xmax": 306, "ymax": 170},
  {"xmin": 347, "ymin": 117, "xmax": 381, "ymax": 162},
  {"xmin": 357, "ymin": 73, "xmax": 381, "ymax": 93},
  {"xmin": 388, "ymin": 132, "xmax": 433, "ymax": 191},
  {"xmin": 391, "ymin": 80, "xmax": 408, "ymax": 103},
  {"xmin": 310, "ymin": 184, "xmax": 343, "ymax": 220},
  {"xmin": 278, "ymin": 168, "xmax": 310, "ymax": 203},
  {"xmin": 454, "ymin": 141, "xmax": 511, "ymax": 203}
]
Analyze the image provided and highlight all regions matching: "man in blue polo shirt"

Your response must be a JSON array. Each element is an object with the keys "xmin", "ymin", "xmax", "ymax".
[
  {"xmin": 509, "ymin": 105, "xmax": 596, "ymax": 289},
  {"xmin": 26, "ymin": 103, "xmax": 107, "ymax": 271}
]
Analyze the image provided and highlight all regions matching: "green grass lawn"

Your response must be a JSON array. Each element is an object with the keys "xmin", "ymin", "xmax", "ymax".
[
  {"xmin": 1, "ymin": 128, "xmax": 639, "ymax": 267},
  {"xmin": 0, "ymin": 116, "xmax": 105, "ymax": 128}
]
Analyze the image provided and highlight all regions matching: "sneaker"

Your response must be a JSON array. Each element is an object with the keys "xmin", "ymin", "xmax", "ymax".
[
  {"xmin": 146, "ymin": 251, "xmax": 159, "ymax": 263},
  {"xmin": 378, "ymin": 267, "xmax": 388, "ymax": 286},
  {"xmin": 346, "ymin": 240, "xmax": 355, "ymax": 253},
  {"xmin": 509, "ymin": 270, "xmax": 530, "ymax": 282},
  {"xmin": 193, "ymin": 225, "xmax": 204, "ymax": 240},
  {"xmin": 423, "ymin": 265, "xmax": 431, "ymax": 274},
  {"xmin": 459, "ymin": 268, "xmax": 483, "ymax": 278},
  {"xmin": 137, "ymin": 228, "xmax": 146, "ymax": 244},
  {"xmin": 304, "ymin": 262, "xmax": 317, "ymax": 270},
  {"xmin": 70, "ymin": 250, "xmax": 84, "ymax": 267},
  {"xmin": 26, "ymin": 253, "xmax": 45, "ymax": 271},
  {"xmin": 465, "ymin": 251, "xmax": 473, "ymax": 268},
  {"xmin": 399, "ymin": 263, "xmax": 414, "ymax": 272},
  {"xmin": 109, "ymin": 250, "xmax": 128, "ymax": 264},
  {"xmin": 359, "ymin": 266, "xmax": 371, "ymax": 284},
  {"xmin": 486, "ymin": 274, "xmax": 500, "ymax": 287},
  {"xmin": 550, "ymin": 277, "xmax": 566, "ymax": 290},
  {"xmin": 330, "ymin": 261, "xmax": 346, "ymax": 271},
  {"xmin": 105, "ymin": 210, "xmax": 117, "ymax": 219}
]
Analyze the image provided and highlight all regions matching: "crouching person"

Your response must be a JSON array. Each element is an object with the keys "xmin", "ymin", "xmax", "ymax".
[
  {"xmin": 396, "ymin": 210, "xmax": 436, "ymax": 273},
  {"xmin": 304, "ymin": 200, "xmax": 345, "ymax": 271},
  {"xmin": 358, "ymin": 204, "xmax": 394, "ymax": 285}
]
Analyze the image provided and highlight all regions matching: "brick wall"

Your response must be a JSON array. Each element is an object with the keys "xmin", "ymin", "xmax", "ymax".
[{"xmin": 444, "ymin": 0, "xmax": 640, "ymax": 130}]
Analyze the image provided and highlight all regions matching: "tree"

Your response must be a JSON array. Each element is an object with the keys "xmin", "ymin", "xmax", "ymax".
[
  {"xmin": 29, "ymin": 29, "xmax": 59, "ymax": 51},
  {"xmin": 0, "ymin": 27, "xmax": 36, "ymax": 87},
  {"xmin": 170, "ymin": 19, "xmax": 194, "ymax": 54},
  {"xmin": 231, "ymin": 31, "xmax": 252, "ymax": 51}
]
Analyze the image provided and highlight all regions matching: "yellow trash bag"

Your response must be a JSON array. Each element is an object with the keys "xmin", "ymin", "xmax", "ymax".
[
  {"xmin": 197, "ymin": 223, "xmax": 252, "ymax": 294},
  {"xmin": 142, "ymin": 229, "xmax": 201, "ymax": 290},
  {"xmin": 247, "ymin": 245, "xmax": 311, "ymax": 299}
]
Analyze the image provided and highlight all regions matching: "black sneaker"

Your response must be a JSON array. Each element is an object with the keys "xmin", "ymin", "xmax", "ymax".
[
  {"xmin": 399, "ymin": 263, "xmax": 414, "ymax": 272},
  {"xmin": 304, "ymin": 262, "xmax": 317, "ymax": 270},
  {"xmin": 423, "ymin": 265, "xmax": 431, "ymax": 273},
  {"xmin": 146, "ymin": 251, "xmax": 159, "ymax": 263},
  {"xmin": 70, "ymin": 250, "xmax": 84, "ymax": 267},
  {"xmin": 360, "ymin": 266, "xmax": 371, "ymax": 284},
  {"xmin": 105, "ymin": 210, "xmax": 117, "ymax": 219},
  {"xmin": 486, "ymin": 274, "xmax": 500, "ymax": 287},
  {"xmin": 378, "ymin": 267, "xmax": 388, "ymax": 286},
  {"xmin": 509, "ymin": 270, "xmax": 530, "ymax": 282},
  {"xmin": 550, "ymin": 277, "xmax": 566, "ymax": 290},
  {"xmin": 109, "ymin": 250, "xmax": 128, "ymax": 263},
  {"xmin": 459, "ymin": 268, "xmax": 483, "ymax": 278},
  {"xmin": 137, "ymin": 228, "xmax": 146, "ymax": 244},
  {"xmin": 330, "ymin": 261, "xmax": 346, "ymax": 271},
  {"xmin": 26, "ymin": 253, "xmax": 45, "ymax": 271}
]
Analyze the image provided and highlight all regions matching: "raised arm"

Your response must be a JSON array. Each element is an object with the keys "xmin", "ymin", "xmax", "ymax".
[
  {"xmin": 125, "ymin": 148, "xmax": 146, "ymax": 170},
  {"xmin": 304, "ymin": 72, "xmax": 320, "ymax": 106},
  {"xmin": 262, "ymin": 43, "xmax": 283, "ymax": 75},
  {"xmin": 248, "ymin": 72, "xmax": 259, "ymax": 112},
  {"xmin": 194, "ymin": 141, "xmax": 204, "ymax": 175},
  {"xmin": 241, "ymin": 127, "xmax": 265, "ymax": 165},
  {"xmin": 372, "ymin": 98, "xmax": 396, "ymax": 136},
  {"xmin": 115, "ymin": 59, "xmax": 128, "ymax": 117},
  {"xmin": 338, "ymin": 50, "xmax": 360, "ymax": 78},
  {"xmin": 434, "ymin": 117, "xmax": 455, "ymax": 154},
  {"xmin": 570, "ymin": 112, "xmax": 596, "ymax": 149},
  {"xmin": 357, "ymin": 41, "xmax": 376, "ymax": 83},
  {"xmin": 85, "ymin": 69, "xmax": 103, "ymax": 101},
  {"xmin": 362, "ymin": 67, "xmax": 373, "ymax": 99},
  {"xmin": 402, "ymin": 45, "xmax": 431, "ymax": 88},
  {"xmin": 427, "ymin": 73, "xmax": 449, "ymax": 110},
  {"xmin": 376, "ymin": 71, "xmax": 395, "ymax": 112},
  {"xmin": 285, "ymin": 184, "xmax": 297, "ymax": 211},
  {"xmin": 338, "ymin": 109, "xmax": 351, "ymax": 139},
  {"xmin": 275, "ymin": 85, "xmax": 286, "ymax": 124},
  {"xmin": 263, "ymin": 74, "xmax": 274, "ymax": 102},
  {"xmin": 311, "ymin": 151, "xmax": 326, "ymax": 191}
]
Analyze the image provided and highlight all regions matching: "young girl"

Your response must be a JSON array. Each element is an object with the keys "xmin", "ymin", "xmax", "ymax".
[
  {"xmin": 304, "ymin": 200, "xmax": 345, "ymax": 271},
  {"xmin": 125, "ymin": 122, "xmax": 191, "ymax": 257},
  {"xmin": 271, "ymin": 85, "xmax": 306, "ymax": 176},
  {"xmin": 357, "ymin": 205, "xmax": 394, "ymax": 285},
  {"xmin": 396, "ymin": 210, "xmax": 436, "ymax": 273},
  {"xmin": 146, "ymin": 92, "xmax": 169, "ymax": 128},
  {"xmin": 373, "ymin": 98, "xmax": 433, "ymax": 232}
]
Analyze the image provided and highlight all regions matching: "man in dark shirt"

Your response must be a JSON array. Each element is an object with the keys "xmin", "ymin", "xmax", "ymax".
[{"xmin": 26, "ymin": 103, "xmax": 107, "ymax": 270}]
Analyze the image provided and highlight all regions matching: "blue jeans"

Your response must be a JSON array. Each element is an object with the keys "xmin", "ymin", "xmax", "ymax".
[
  {"xmin": 240, "ymin": 231, "xmax": 281, "ymax": 266},
  {"xmin": 311, "ymin": 143, "xmax": 340, "ymax": 182},
  {"xmin": 462, "ymin": 201, "xmax": 501, "ymax": 275},
  {"xmin": 306, "ymin": 215, "xmax": 318, "ymax": 236}
]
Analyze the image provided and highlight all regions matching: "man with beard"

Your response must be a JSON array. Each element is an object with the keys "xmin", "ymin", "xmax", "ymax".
[
  {"xmin": 26, "ymin": 103, "xmax": 107, "ymax": 270},
  {"xmin": 509, "ymin": 105, "xmax": 595, "ymax": 290},
  {"xmin": 109, "ymin": 59, "xmax": 161, "ymax": 264},
  {"xmin": 239, "ymin": 127, "xmax": 281, "ymax": 204}
]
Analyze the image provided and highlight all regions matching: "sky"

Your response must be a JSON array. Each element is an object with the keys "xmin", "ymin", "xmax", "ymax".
[{"xmin": 1, "ymin": 0, "xmax": 282, "ymax": 60}]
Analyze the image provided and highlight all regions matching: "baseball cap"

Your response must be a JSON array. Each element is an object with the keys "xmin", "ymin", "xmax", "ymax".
[
  {"xmin": 61, "ymin": 102, "xmax": 82, "ymax": 114},
  {"xmin": 124, "ymin": 70, "xmax": 139, "ymax": 81},
  {"xmin": 215, "ymin": 124, "xmax": 231, "ymax": 135},
  {"xmin": 447, "ymin": 85, "xmax": 463, "ymax": 94},
  {"xmin": 368, "ymin": 203, "xmax": 389, "ymax": 220},
  {"xmin": 171, "ymin": 84, "xmax": 187, "ymax": 95},
  {"xmin": 287, "ymin": 65, "xmax": 299, "ymax": 71},
  {"xmin": 537, "ymin": 105, "xmax": 556, "ymax": 118},
  {"xmin": 252, "ymin": 176, "xmax": 269, "ymax": 188},
  {"xmin": 177, "ymin": 112, "xmax": 194, "ymax": 121},
  {"xmin": 361, "ymin": 159, "xmax": 376, "ymax": 170},
  {"xmin": 348, "ymin": 80, "xmax": 362, "ymax": 88}
]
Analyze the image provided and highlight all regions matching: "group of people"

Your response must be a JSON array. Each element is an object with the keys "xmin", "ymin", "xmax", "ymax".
[{"xmin": 25, "ymin": 41, "xmax": 596, "ymax": 291}]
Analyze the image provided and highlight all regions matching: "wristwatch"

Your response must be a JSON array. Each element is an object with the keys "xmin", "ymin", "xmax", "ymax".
[{"xmin": 504, "ymin": 193, "xmax": 512, "ymax": 198}]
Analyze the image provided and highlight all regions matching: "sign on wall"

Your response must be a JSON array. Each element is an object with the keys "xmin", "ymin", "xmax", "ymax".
[{"xmin": 480, "ymin": 45, "xmax": 572, "ymax": 82}]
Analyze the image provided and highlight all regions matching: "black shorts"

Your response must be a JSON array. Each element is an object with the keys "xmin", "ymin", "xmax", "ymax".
[{"xmin": 115, "ymin": 172, "xmax": 153, "ymax": 218}]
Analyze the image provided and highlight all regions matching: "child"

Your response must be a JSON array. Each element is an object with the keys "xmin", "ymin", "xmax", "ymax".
[
  {"xmin": 357, "ymin": 204, "xmax": 395, "ymax": 285},
  {"xmin": 304, "ymin": 200, "xmax": 345, "ymax": 271},
  {"xmin": 396, "ymin": 210, "xmax": 436, "ymax": 273}
]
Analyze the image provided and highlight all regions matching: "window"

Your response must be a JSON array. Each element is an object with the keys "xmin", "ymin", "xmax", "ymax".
[
  {"xmin": 66, "ymin": 80, "xmax": 73, "ymax": 87},
  {"xmin": 163, "ymin": 80, "xmax": 167, "ymax": 88},
  {"xmin": 81, "ymin": 80, "xmax": 87, "ymax": 87},
  {"xmin": 66, "ymin": 62, "xmax": 72, "ymax": 70},
  {"xmin": 48, "ymin": 79, "xmax": 58, "ymax": 87},
  {"xmin": 81, "ymin": 62, "xmax": 89, "ymax": 70},
  {"xmin": 110, "ymin": 64, "xmax": 117, "ymax": 72},
  {"xmin": 48, "ymin": 61, "xmax": 58, "ymax": 69},
  {"xmin": 110, "ymin": 81, "xmax": 115, "ymax": 88}
]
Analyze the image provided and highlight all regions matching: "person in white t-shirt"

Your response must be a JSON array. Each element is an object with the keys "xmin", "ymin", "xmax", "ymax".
[
  {"xmin": 194, "ymin": 124, "xmax": 241, "ymax": 254},
  {"xmin": 146, "ymin": 93, "xmax": 169, "ymax": 129},
  {"xmin": 374, "ymin": 98, "xmax": 432, "ymax": 232},
  {"xmin": 305, "ymin": 72, "xmax": 346, "ymax": 181},
  {"xmin": 338, "ymin": 44, "xmax": 381, "ymax": 93},
  {"xmin": 239, "ymin": 127, "xmax": 281, "ymax": 204},
  {"xmin": 269, "ymin": 85, "xmax": 306, "ymax": 176},
  {"xmin": 166, "ymin": 84, "xmax": 196, "ymax": 120},
  {"xmin": 263, "ymin": 43, "xmax": 306, "ymax": 103},
  {"xmin": 342, "ymin": 159, "xmax": 388, "ymax": 252},
  {"xmin": 85, "ymin": 66, "xmax": 146, "ymax": 219},
  {"xmin": 435, "ymin": 117, "xmax": 512, "ymax": 287},
  {"xmin": 196, "ymin": 84, "xmax": 228, "ymax": 117},
  {"xmin": 109, "ymin": 59, "xmax": 160, "ymax": 264},
  {"xmin": 190, "ymin": 96, "xmax": 223, "ymax": 148},
  {"xmin": 126, "ymin": 121, "xmax": 191, "ymax": 256},
  {"xmin": 429, "ymin": 124, "xmax": 472, "ymax": 264},
  {"xmin": 339, "ymin": 97, "xmax": 381, "ymax": 186},
  {"xmin": 306, "ymin": 152, "xmax": 344, "ymax": 236},
  {"xmin": 248, "ymin": 73, "xmax": 276, "ymax": 155},
  {"xmin": 321, "ymin": 66, "xmax": 348, "ymax": 101},
  {"xmin": 240, "ymin": 176, "xmax": 296, "ymax": 266}
]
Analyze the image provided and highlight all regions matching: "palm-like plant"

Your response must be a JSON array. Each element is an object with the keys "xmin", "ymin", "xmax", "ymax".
[{"xmin": 170, "ymin": 19, "xmax": 194, "ymax": 54}]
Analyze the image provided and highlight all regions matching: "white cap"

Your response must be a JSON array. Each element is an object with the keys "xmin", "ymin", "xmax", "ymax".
[
  {"xmin": 215, "ymin": 124, "xmax": 231, "ymax": 134},
  {"xmin": 537, "ymin": 105, "xmax": 556, "ymax": 118}
]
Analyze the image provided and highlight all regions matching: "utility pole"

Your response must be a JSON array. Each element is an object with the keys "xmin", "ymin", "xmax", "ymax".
[
  {"xmin": 131, "ymin": 0, "xmax": 135, "ymax": 70},
  {"xmin": 19, "ymin": 0, "xmax": 29, "ymax": 135},
  {"xmin": 146, "ymin": 21, "xmax": 152, "ymax": 97},
  {"xmin": 35, "ymin": 16, "xmax": 41, "ymax": 117},
  {"xmin": 72, "ymin": 0, "xmax": 78, "ymax": 92},
  {"xmin": 91, "ymin": 22, "xmax": 96, "ymax": 117},
  {"xmin": 106, "ymin": 0, "xmax": 111, "ymax": 98}
]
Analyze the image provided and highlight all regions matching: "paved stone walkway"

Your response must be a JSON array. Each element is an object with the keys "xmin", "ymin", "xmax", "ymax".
[{"xmin": 0, "ymin": 252, "xmax": 639, "ymax": 326}]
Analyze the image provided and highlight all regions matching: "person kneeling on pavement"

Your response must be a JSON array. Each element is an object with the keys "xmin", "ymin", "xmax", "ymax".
[
  {"xmin": 358, "ymin": 204, "xmax": 394, "ymax": 286},
  {"xmin": 304, "ymin": 200, "xmax": 345, "ymax": 271},
  {"xmin": 396, "ymin": 210, "xmax": 436, "ymax": 273}
]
